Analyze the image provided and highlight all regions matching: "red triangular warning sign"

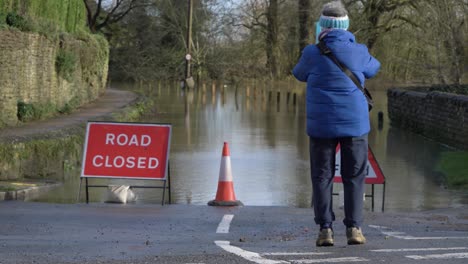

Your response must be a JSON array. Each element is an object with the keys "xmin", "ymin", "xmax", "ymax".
[{"xmin": 333, "ymin": 145, "xmax": 385, "ymax": 184}]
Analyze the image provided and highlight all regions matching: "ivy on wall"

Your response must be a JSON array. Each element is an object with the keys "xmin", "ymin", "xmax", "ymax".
[
  {"xmin": 56, "ymin": 49, "xmax": 77, "ymax": 82},
  {"xmin": 0, "ymin": 0, "xmax": 86, "ymax": 33},
  {"xmin": 0, "ymin": 0, "xmax": 110, "ymax": 126}
]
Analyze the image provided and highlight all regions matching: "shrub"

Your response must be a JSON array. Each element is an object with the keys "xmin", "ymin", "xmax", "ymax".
[
  {"xmin": 0, "ymin": 12, "xmax": 6, "ymax": 24},
  {"xmin": 34, "ymin": 17, "xmax": 60, "ymax": 39},
  {"xmin": 59, "ymin": 96, "xmax": 81, "ymax": 114},
  {"xmin": 0, "ymin": 12, "xmax": 7, "ymax": 29},
  {"xmin": 17, "ymin": 101, "xmax": 57, "ymax": 122},
  {"xmin": 55, "ymin": 49, "xmax": 76, "ymax": 82},
  {"xmin": 17, "ymin": 101, "xmax": 35, "ymax": 122},
  {"xmin": 5, "ymin": 12, "xmax": 33, "ymax": 31}
]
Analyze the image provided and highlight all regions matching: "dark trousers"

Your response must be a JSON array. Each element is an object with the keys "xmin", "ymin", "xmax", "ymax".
[{"xmin": 309, "ymin": 134, "xmax": 368, "ymax": 228}]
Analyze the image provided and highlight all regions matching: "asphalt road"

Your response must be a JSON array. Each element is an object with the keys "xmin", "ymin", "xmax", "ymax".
[{"xmin": 1, "ymin": 201, "xmax": 468, "ymax": 264}]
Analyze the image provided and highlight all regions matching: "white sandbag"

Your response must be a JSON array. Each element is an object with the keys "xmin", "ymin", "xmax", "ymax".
[
  {"xmin": 126, "ymin": 188, "xmax": 137, "ymax": 202},
  {"xmin": 106, "ymin": 185, "xmax": 130, "ymax": 203}
]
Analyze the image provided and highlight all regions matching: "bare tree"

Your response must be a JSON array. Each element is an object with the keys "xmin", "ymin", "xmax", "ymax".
[
  {"xmin": 83, "ymin": 0, "xmax": 151, "ymax": 33},
  {"xmin": 298, "ymin": 0, "xmax": 311, "ymax": 52},
  {"xmin": 227, "ymin": 0, "xmax": 284, "ymax": 78},
  {"xmin": 266, "ymin": 0, "xmax": 280, "ymax": 78},
  {"xmin": 346, "ymin": 0, "xmax": 418, "ymax": 51},
  {"xmin": 424, "ymin": 0, "xmax": 468, "ymax": 84}
]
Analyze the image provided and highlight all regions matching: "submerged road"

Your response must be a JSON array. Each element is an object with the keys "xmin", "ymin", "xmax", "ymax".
[{"xmin": 1, "ymin": 201, "xmax": 467, "ymax": 264}]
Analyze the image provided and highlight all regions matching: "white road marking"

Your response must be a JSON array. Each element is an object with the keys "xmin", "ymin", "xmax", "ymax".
[
  {"xmin": 368, "ymin": 225, "xmax": 468, "ymax": 240},
  {"xmin": 216, "ymin": 214, "xmax": 234, "ymax": 234},
  {"xmin": 262, "ymin": 252, "xmax": 331, "ymax": 256},
  {"xmin": 214, "ymin": 240, "xmax": 289, "ymax": 264},
  {"xmin": 371, "ymin": 247, "xmax": 468, "ymax": 252},
  {"xmin": 369, "ymin": 225, "xmax": 389, "ymax": 230},
  {"xmin": 291, "ymin": 257, "xmax": 369, "ymax": 263},
  {"xmin": 406, "ymin": 252, "xmax": 468, "ymax": 260}
]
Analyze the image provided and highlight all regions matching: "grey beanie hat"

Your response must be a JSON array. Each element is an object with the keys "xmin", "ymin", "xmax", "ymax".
[
  {"xmin": 322, "ymin": 0, "xmax": 348, "ymax": 17},
  {"xmin": 319, "ymin": 1, "xmax": 349, "ymax": 30}
]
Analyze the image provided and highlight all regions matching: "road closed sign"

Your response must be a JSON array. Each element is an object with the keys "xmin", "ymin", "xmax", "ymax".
[{"xmin": 81, "ymin": 122, "xmax": 171, "ymax": 180}]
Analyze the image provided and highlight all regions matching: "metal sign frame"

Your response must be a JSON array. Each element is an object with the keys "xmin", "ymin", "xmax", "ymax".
[
  {"xmin": 332, "ymin": 146, "xmax": 386, "ymax": 212},
  {"xmin": 77, "ymin": 121, "xmax": 172, "ymax": 205}
]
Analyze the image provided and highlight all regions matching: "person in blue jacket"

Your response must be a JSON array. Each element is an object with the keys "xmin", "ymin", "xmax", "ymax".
[{"xmin": 293, "ymin": 0, "xmax": 380, "ymax": 247}]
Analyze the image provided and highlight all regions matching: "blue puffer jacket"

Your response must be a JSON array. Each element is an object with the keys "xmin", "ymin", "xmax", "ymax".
[{"xmin": 293, "ymin": 29, "xmax": 380, "ymax": 138}]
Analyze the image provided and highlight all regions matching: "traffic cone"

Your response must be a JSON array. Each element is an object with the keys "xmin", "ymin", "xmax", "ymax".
[{"xmin": 208, "ymin": 142, "xmax": 243, "ymax": 206}]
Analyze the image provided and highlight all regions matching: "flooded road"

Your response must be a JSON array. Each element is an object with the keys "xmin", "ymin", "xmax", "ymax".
[{"xmin": 36, "ymin": 81, "xmax": 468, "ymax": 212}]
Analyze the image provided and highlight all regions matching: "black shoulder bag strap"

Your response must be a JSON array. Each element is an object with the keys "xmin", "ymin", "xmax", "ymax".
[{"xmin": 317, "ymin": 41, "xmax": 373, "ymax": 111}]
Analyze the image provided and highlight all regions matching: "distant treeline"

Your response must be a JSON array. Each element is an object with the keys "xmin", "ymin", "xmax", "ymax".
[
  {"xmin": 1, "ymin": 0, "xmax": 466, "ymax": 89},
  {"xmin": 103, "ymin": 0, "xmax": 467, "ymax": 88}
]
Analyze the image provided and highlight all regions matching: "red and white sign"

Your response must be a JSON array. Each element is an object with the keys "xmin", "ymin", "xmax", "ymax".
[
  {"xmin": 334, "ymin": 145, "xmax": 385, "ymax": 184},
  {"xmin": 81, "ymin": 122, "xmax": 171, "ymax": 180}
]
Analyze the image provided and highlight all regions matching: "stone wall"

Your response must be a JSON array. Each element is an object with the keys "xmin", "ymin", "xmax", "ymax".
[
  {"xmin": 388, "ymin": 89, "xmax": 468, "ymax": 149},
  {"xmin": 0, "ymin": 30, "xmax": 108, "ymax": 127}
]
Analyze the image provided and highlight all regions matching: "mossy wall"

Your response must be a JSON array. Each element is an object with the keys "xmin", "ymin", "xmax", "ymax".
[
  {"xmin": 0, "ymin": 29, "xmax": 109, "ymax": 127},
  {"xmin": 0, "ymin": 0, "xmax": 86, "ymax": 33},
  {"xmin": 0, "ymin": 1, "xmax": 113, "ymax": 180},
  {"xmin": 0, "ymin": 0, "xmax": 108, "ymax": 126}
]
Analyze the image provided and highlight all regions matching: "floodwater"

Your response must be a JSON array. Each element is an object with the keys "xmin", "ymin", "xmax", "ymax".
[{"xmin": 35, "ymin": 81, "xmax": 468, "ymax": 212}]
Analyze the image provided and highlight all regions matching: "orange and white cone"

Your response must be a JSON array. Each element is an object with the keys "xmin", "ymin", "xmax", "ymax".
[{"xmin": 208, "ymin": 142, "xmax": 243, "ymax": 206}]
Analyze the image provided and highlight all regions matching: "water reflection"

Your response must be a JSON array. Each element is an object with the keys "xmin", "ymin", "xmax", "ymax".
[{"xmin": 35, "ymin": 81, "xmax": 467, "ymax": 211}]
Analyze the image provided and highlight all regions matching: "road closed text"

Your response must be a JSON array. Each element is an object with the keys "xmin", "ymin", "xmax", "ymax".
[
  {"xmin": 92, "ymin": 133, "xmax": 159, "ymax": 169},
  {"xmin": 92, "ymin": 155, "xmax": 159, "ymax": 169}
]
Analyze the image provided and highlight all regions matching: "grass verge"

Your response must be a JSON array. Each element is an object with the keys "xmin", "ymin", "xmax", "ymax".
[{"xmin": 436, "ymin": 151, "xmax": 468, "ymax": 189}]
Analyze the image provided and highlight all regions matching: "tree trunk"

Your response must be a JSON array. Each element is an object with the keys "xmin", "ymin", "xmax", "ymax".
[
  {"xmin": 298, "ymin": 0, "xmax": 311, "ymax": 52},
  {"xmin": 266, "ymin": 0, "xmax": 280, "ymax": 78}
]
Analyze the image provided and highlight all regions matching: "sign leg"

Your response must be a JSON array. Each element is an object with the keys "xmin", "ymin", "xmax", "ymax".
[
  {"xmin": 382, "ymin": 182, "xmax": 386, "ymax": 212},
  {"xmin": 86, "ymin": 177, "xmax": 89, "ymax": 204},
  {"xmin": 77, "ymin": 178, "xmax": 83, "ymax": 203},
  {"xmin": 161, "ymin": 179, "xmax": 167, "ymax": 206},
  {"xmin": 371, "ymin": 184, "xmax": 375, "ymax": 212},
  {"xmin": 168, "ymin": 161, "xmax": 172, "ymax": 204}
]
